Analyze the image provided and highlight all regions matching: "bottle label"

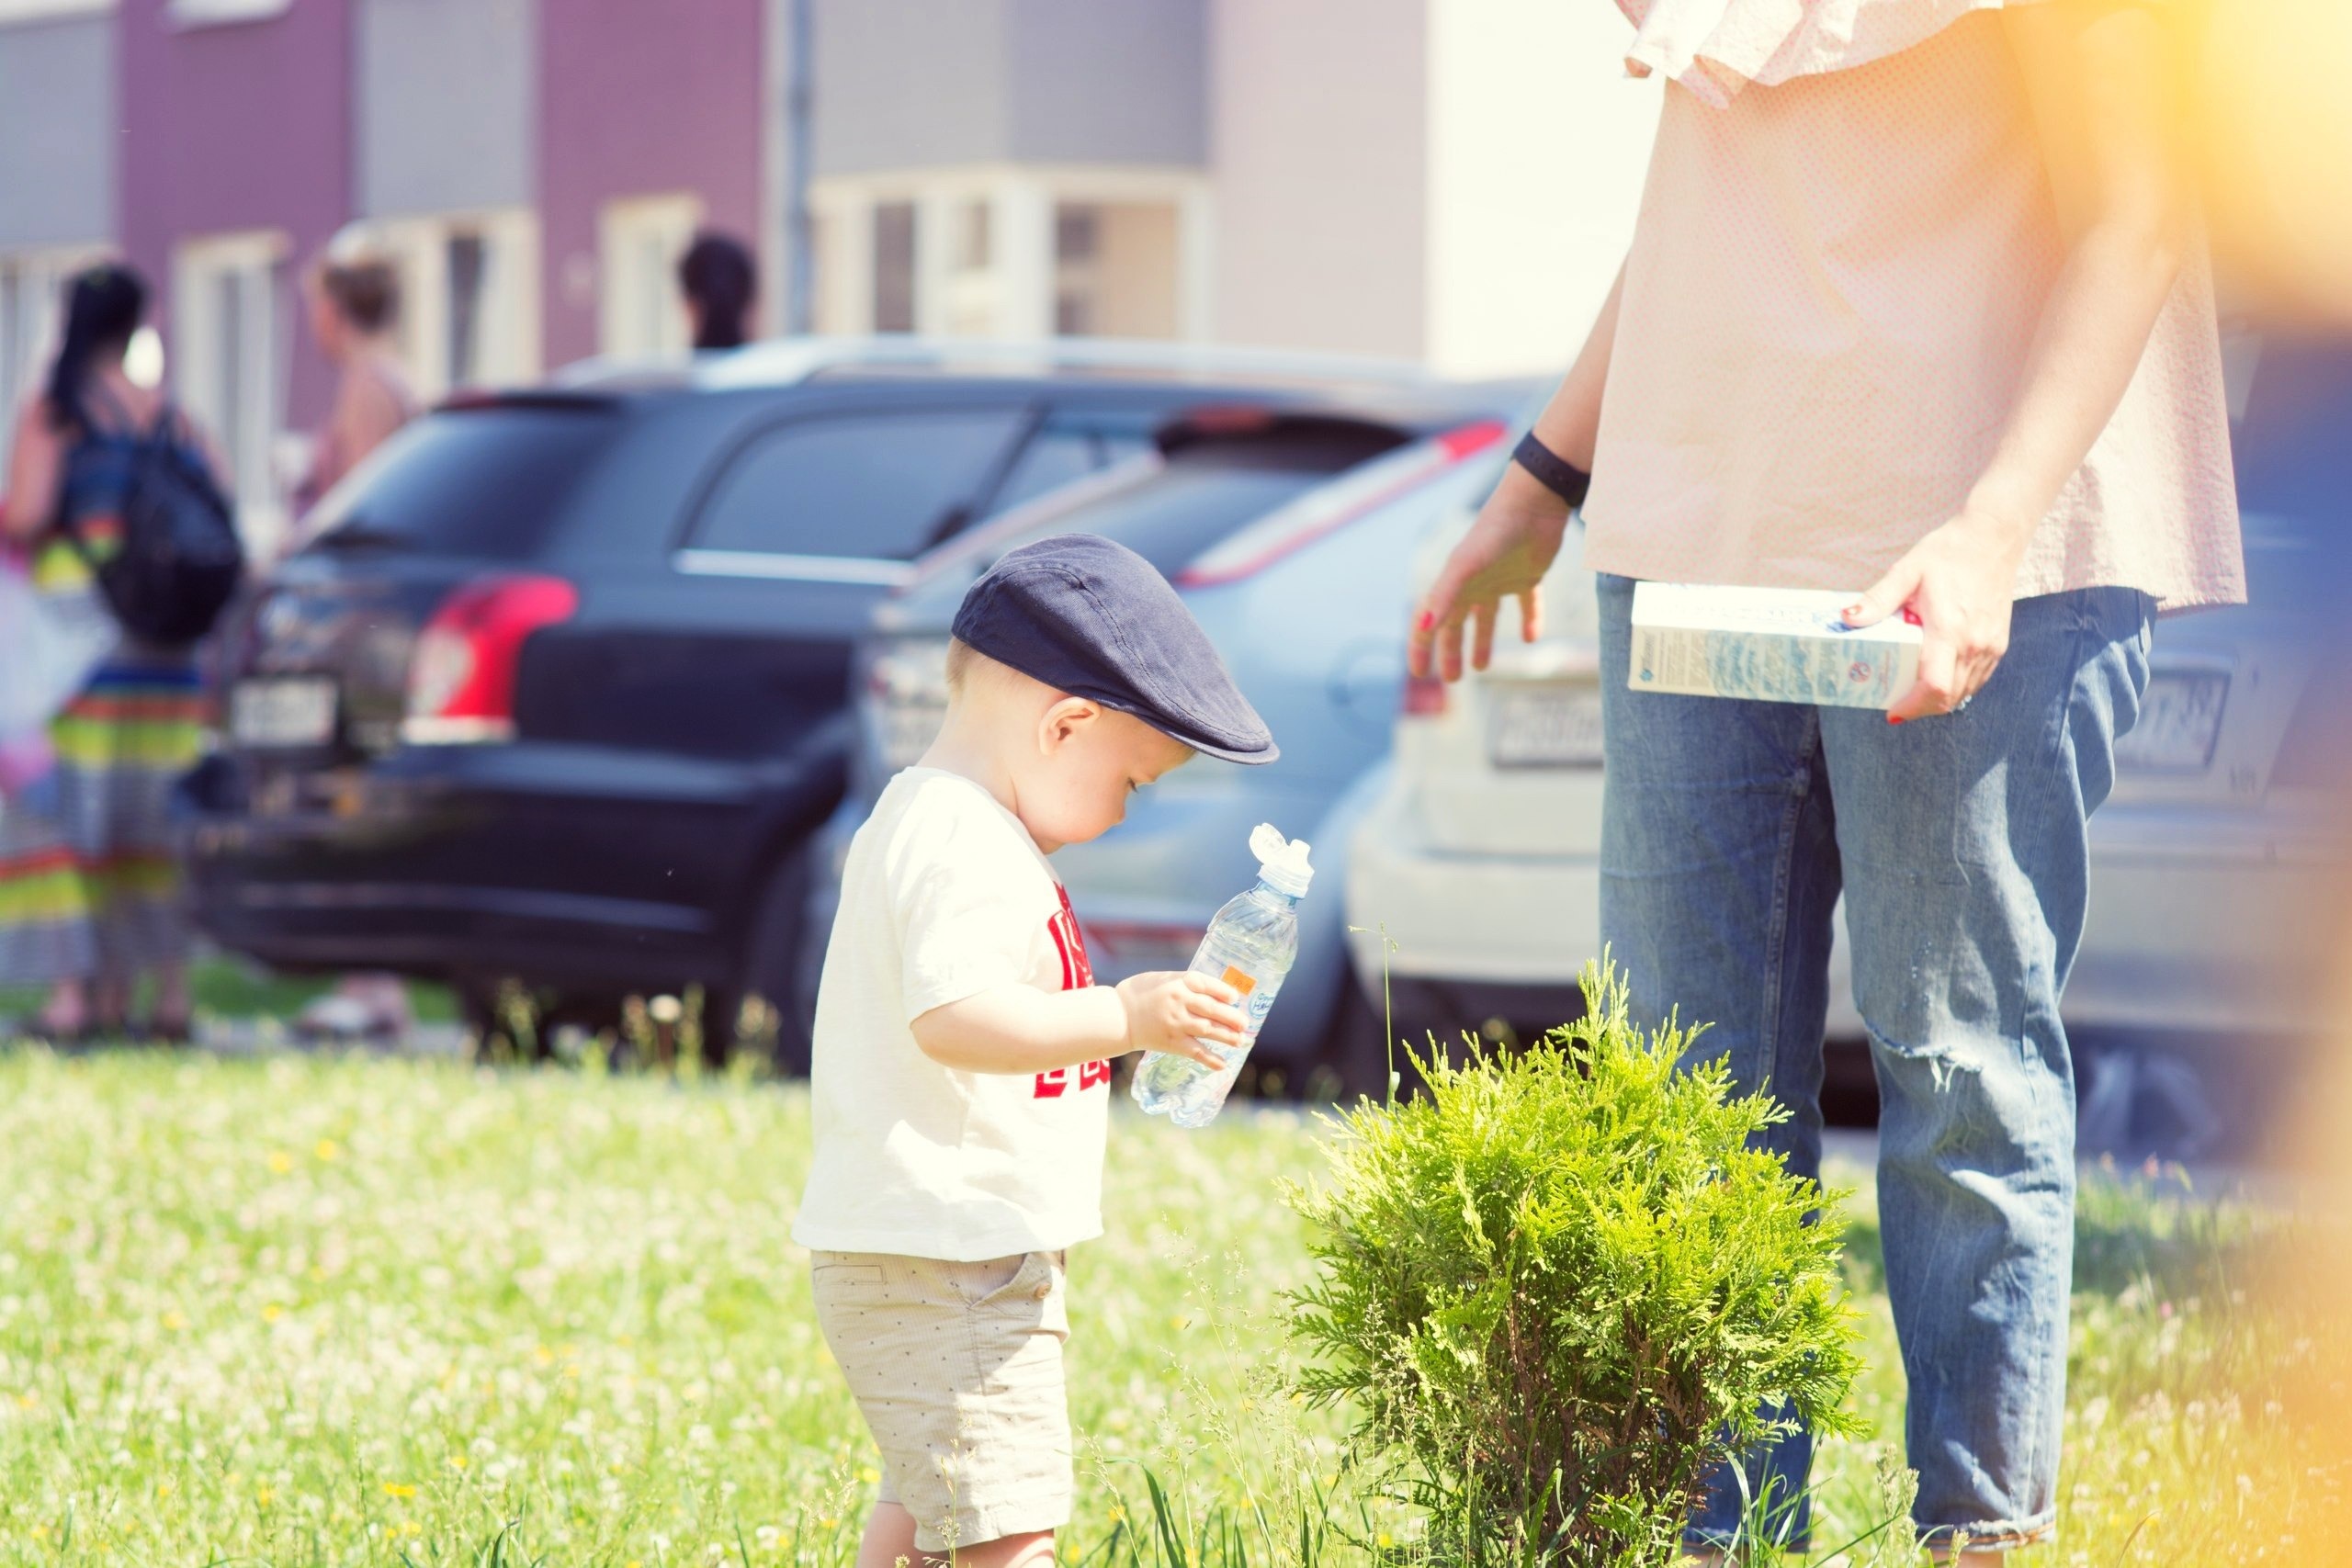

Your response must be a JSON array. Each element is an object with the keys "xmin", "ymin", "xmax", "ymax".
[{"xmin": 1221, "ymin": 966, "xmax": 1257, "ymax": 998}]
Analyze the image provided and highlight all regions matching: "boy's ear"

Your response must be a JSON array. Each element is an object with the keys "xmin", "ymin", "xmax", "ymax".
[{"xmin": 1037, "ymin": 695, "xmax": 1102, "ymax": 752}]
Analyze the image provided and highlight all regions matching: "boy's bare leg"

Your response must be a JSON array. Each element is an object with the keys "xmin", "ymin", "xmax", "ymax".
[
  {"xmin": 946, "ymin": 1531, "xmax": 1055, "ymax": 1567},
  {"xmin": 855, "ymin": 1506, "xmax": 1055, "ymax": 1568},
  {"xmin": 854, "ymin": 1503, "xmax": 920, "ymax": 1568}
]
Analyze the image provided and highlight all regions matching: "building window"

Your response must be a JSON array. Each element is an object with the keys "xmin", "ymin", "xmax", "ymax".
[
  {"xmin": 810, "ymin": 172, "xmax": 1204, "ymax": 343},
  {"xmin": 599, "ymin": 193, "xmax": 702, "ymax": 359},
  {"xmin": 174, "ymin": 231, "xmax": 287, "ymax": 545},
  {"xmin": 872, "ymin": 202, "xmax": 916, "ymax": 334},
  {"xmin": 345, "ymin": 210, "xmax": 539, "ymax": 400},
  {"xmin": 446, "ymin": 232, "xmax": 486, "ymax": 387},
  {"xmin": 0, "ymin": 247, "xmax": 105, "ymax": 440},
  {"xmin": 1055, "ymin": 201, "xmax": 1178, "ymax": 340},
  {"xmin": 956, "ymin": 202, "xmax": 991, "ymax": 273}
]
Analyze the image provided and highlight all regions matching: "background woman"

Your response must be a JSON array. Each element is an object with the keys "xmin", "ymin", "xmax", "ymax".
[
  {"xmin": 1412, "ymin": 0, "xmax": 2241, "ymax": 1559},
  {"xmin": 289, "ymin": 253, "xmax": 415, "ymax": 531},
  {"xmin": 0, "ymin": 264, "xmax": 226, "ymax": 1042},
  {"xmin": 288, "ymin": 250, "xmax": 418, "ymax": 1041}
]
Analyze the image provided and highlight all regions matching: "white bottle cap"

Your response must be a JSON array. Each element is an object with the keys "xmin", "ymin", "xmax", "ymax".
[{"xmin": 1249, "ymin": 822, "xmax": 1313, "ymax": 897}]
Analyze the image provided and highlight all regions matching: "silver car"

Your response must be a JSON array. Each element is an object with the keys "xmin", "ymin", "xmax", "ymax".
[{"xmin": 811, "ymin": 389, "xmax": 1532, "ymax": 1089}]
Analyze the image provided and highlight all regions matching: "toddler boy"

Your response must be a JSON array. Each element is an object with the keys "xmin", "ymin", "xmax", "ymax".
[{"xmin": 793, "ymin": 534, "xmax": 1277, "ymax": 1567}]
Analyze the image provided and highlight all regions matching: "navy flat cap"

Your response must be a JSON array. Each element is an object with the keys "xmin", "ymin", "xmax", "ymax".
[{"xmin": 953, "ymin": 534, "xmax": 1278, "ymax": 765}]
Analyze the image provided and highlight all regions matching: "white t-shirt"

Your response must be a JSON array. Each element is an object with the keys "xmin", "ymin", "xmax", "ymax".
[{"xmin": 791, "ymin": 767, "xmax": 1112, "ymax": 1261}]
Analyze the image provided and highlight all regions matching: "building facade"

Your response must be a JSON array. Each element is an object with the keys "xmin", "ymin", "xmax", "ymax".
[{"xmin": 0, "ymin": 0, "xmax": 1656, "ymax": 536}]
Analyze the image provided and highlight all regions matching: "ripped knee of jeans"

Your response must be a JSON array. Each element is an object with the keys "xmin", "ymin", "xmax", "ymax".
[{"xmin": 1863, "ymin": 1019, "xmax": 1991, "ymax": 1095}]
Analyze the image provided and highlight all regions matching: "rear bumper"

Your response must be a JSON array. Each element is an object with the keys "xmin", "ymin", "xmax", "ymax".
[
  {"xmin": 2067, "ymin": 802, "xmax": 2344, "ymax": 1037},
  {"xmin": 1349, "ymin": 779, "xmax": 2342, "ymax": 1045},
  {"xmin": 181, "ymin": 738, "xmax": 842, "ymax": 989},
  {"xmin": 1344, "ymin": 778, "xmax": 1605, "ymax": 990}
]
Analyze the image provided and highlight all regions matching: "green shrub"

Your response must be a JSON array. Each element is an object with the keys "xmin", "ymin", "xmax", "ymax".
[{"xmin": 1287, "ymin": 962, "xmax": 1864, "ymax": 1565}]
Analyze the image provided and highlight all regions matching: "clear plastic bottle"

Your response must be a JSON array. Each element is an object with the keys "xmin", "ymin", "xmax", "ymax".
[{"xmin": 1131, "ymin": 824, "xmax": 1313, "ymax": 1127}]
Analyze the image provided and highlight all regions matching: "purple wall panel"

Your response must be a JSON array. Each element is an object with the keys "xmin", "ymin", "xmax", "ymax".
[
  {"xmin": 119, "ymin": 0, "xmax": 353, "ymax": 425},
  {"xmin": 537, "ymin": 0, "xmax": 765, "ymax": 367}
]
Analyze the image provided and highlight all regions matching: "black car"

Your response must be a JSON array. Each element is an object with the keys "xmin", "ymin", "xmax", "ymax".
[{"xmin": 182, "ymin": 338, "xmax": 1493, "ymax": 1058}]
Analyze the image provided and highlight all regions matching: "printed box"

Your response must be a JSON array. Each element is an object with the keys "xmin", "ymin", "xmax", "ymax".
[{"xmin": 1628, "ymin": 582, "xmax": 1922, "ymax": 708}]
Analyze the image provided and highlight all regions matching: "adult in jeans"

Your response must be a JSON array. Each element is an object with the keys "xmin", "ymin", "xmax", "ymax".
[{"xmin": 1412, "ymin": 0, "xmax": 2241, "ymax": 1559}]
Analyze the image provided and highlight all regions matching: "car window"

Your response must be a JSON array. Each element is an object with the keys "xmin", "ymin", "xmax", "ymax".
[
  {"xmin": 693, "ymin": 409, "xmax": 1025, "ymax": 559},
  {"xmin": 304, "ymin": 406, "xmax": 616, "ymax": 560},
  {"xmin": 990, "ymin": 428, "xmax": 1102, "ymax": 513},
  {"xmin": 1010, "ymin": 431, "xmax": 1392, "ymax": 572}
]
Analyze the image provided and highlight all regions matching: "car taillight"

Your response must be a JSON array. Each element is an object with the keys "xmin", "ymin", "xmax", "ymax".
[
  {"xmin": 1175, "ymin": 419, "xmax": 1508, "ymax": 589},
  {"xmin": 1401, "ymin": 673, "xmax": 1450, "ymax": 717},
  {"xmin": 401, "ymin": 575, "xmax": 578, "ymax": 745}
]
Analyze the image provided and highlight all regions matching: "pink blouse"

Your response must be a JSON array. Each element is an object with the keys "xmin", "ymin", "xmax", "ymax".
[{"xmin": 1582, "ymin": 0, "xmax": 2245, "ymax": 613}]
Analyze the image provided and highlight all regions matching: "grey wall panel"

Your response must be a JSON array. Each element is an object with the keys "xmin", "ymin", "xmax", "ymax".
[
  {"xmin": 0, "ymin": 16, "xmax": 115, "ymax": 249},
  {"xmin": 1005, "ymin": 0, "xmax": 1202, "ymax": 166},
  {"xmin": 357, "ymin": 0, "xmax": 532, "ymax": 217},
  {"xmin": 811, "ymin": 0, "xmax": 1009, "ymax": 177}
]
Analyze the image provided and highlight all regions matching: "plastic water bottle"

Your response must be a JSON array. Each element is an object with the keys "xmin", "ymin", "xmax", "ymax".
[{"xmin": 1131, "ymin": 824, "xmax": 1313, "ymax": 1127}]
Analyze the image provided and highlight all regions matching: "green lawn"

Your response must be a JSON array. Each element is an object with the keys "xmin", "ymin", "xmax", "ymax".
[
  {"xmin": 0, "ymin": 960, "xmax": 456, "ymax": 1034},
  {"xmin": 0, "ymin": 1048, "xmax": 2324, "ymax": 1565}
]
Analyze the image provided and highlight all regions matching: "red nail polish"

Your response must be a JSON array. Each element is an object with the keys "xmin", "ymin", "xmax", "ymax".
[
  {"xmin": 1888, "ymin": 715, "xmax": 1905, "ymax": 726},
  {"xmin": 1416, "ymin": 610, "xmax": 1435, "ymax": 632},
  {"xmin": 1902, "ymin": 606, "xmax": 1923, "ymax": 626}
]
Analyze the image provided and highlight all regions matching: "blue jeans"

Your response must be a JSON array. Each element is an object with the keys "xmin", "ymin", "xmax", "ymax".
[{"xmin": 1595, "ymin": 575, "xmax": 2153, "ymax": 1551}]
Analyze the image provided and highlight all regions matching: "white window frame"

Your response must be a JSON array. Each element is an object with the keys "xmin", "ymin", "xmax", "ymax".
[
  {"xmin": 808, "ymin": 164, "xmax": 1209, "ymax": 344},
  {"xmin": 165, "ymin": 0, "xmax": 289, "ymax": 28},
  {"xmin": 599, "ymin": 192, "xmax": 704, "ymax": 360},
  {"xmin": 0, "ymin": 243, "xmax": 107, "ymax": 442},
  {"xmin": 0, "ymin": 0, "xmax": 113, "ymax": 25},
  {"xmin": 173, "ymin": 229, "xmax": 288, "ymax": 550},
  {"xmin": 345, "ymin": 209, "xmax": 541, "ymax": 401}
]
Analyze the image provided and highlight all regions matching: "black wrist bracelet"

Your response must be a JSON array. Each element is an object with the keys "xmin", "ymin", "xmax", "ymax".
[{"xmin": 1511, "ymin": 431, "xmax": 1591, "ymax": 511}]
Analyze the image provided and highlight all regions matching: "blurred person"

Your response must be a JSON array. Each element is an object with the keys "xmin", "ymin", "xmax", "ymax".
[
  {"xmin": 289, "ymin": 253, "xmax": 416, "ymax": 532},
  {"xmin": 678, "ymin": 231, "xmax": 757, "ymax": 351},
  {"xmin": 0, "ymin": 264, "xmax": 230, "ymax": 1042},
  {"xmin": 289, "ymin": 249, "xmax": 419, "ymax": 1042},
  {"xmin": 1413, "ymin": 1, "xmax": 2240, "ymax": 1561}
]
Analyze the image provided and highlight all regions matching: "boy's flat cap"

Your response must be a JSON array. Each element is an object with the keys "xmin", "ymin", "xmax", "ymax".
[{"xmin": 952, "ymin": 534, "xmax": 1277, "ymax": 765}]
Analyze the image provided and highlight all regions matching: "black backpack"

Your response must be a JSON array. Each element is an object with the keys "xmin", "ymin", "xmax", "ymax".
[{"xmin": 63, "ymin": 398, "xmax": 245, "ymax": 648}]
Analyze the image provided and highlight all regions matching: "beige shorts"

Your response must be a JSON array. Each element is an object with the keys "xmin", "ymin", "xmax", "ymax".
[{"xmin": 810, "ymin": 1248, "xmax": 1072, "ymax": 1553}]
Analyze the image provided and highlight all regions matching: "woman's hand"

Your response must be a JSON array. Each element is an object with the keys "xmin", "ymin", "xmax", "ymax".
[
  {"xmin": 1408, "ymin": 468, "xmax": 1574, "ymax": 682},
  {"xmin": 1840, "ymin": 510, "xmax": 2030, "ymax": 722}
]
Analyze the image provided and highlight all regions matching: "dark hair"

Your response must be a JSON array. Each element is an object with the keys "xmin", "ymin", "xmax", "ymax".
[
  {"xmin": 45, "ymin": 263, "xmax": 147, "ymax": 431},
  {"xmin": 316, "ymin": 257, "xmax": 400, "ymax": 333},
  {"xmin": 678, "ymin": 231, "xmax": 757, "ymax": 351}
]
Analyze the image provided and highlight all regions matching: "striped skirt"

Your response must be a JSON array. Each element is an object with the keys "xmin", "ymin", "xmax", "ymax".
[{"xmin": 0, "ymin": 652, "xmax": 206, "ymax": 986}]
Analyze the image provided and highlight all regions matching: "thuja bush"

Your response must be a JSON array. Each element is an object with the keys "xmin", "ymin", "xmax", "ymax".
[{"xmin": 1288, "ymin": 962, "xmax": 1864, "ymax": 1566}]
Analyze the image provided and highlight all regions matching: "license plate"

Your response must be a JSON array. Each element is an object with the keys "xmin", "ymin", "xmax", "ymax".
[
  {"xmin": 1488, "ymin": 684, "xmax": 1605, "ymax": 768},
  {"xmin": 2115, "ymin": 668, "xmax": 2229, "ymax": 773},
  {"xmin": 231, "ymin": 677, "xmax": 338, "ymax": 749}
]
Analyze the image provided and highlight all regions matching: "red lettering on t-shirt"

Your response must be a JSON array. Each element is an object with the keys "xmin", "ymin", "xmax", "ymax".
[
  {"xmin": 1046, "ymin": 884, "xmax": 1094, "ymax": 991},
  {"xmin": 1035, "ymin": 886, "xmax": 1103, "ymax": 1100}
]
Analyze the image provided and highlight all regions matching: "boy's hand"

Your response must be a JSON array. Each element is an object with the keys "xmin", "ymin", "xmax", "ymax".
[{"xmin": 1115, "ymin": 972, "xmax": 1247, "ymax": 1066}]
